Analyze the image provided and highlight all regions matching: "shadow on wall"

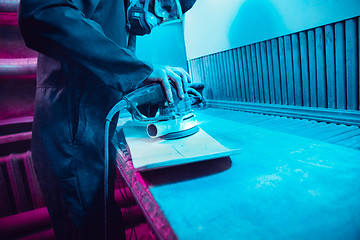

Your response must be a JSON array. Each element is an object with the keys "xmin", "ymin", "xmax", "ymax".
[{"xmin": 229, "ymin": 0, "xmax": 286, "ymax": 47}]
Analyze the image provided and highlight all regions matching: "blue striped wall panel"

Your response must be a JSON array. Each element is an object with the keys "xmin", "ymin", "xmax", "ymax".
[{"xmin": 188, "ymin": 17, "xmax": 360, "ymax": 124}]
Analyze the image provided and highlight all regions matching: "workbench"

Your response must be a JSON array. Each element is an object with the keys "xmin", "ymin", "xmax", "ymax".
[{"xmin": 114, "ymin": 108, "xmax": 360, "ymax": 240}]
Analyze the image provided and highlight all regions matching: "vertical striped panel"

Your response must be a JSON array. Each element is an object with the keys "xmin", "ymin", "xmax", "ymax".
[
  {"xmin": 193, "ymin": 59, "xmax": 201, "ymax": 89},
  {"xmin": 246, "ymin": 46, "xmax": 255, "ymax": 102},
  {"xmin": 307, "ymin": 29, "xmax": 318, "ymax": 107},
  {"xmin": 203, "ymin": 55, "xmax": 210, "ymax": 99},
  {"xmin": 231, "ymin": 49, "xmax": 241, "ymax": 101},
  {"xmin": 197, "ymin": 57, "xmax": 203, "ymax": 83},
  {"xmin": 345, "ymin": 19, "xmax": 359, "ymax": 110},
  {"xmin": 255, "ymin": 43, "xmax": 264, "ymax": 103},
  {"xmin": 260, "ymin": 42, "xmax": 270, "ymax": 103},
  {"xmin": 198, "ymin": 57, "xmax": 204, "ymax": 84},
  {"xmin": 189, "ymin": 17, "xmax": 360, "ymax": 114},
  {"xmin": 192, "ymin": 59, "xmax": 197, "ymax": 82},
  {"xmin": 209, "ymin": 55, "xmax": 216, "ymax": 100},
  {"xmin": 217, "ymin": 53, "xmax": 229, "ymax": 100},
  {"xmin": 241, "ymin": 47, "xmax": 250, "ymax": 101},
  {"xmin": 299, "ymin": 32, "xmax": 310, "ymax": 107},
  {"xmin": 216, "ymin": 54, "xmax": 224, "ymax": 100},
  {"xmin": 227, "ymin": 50, "xmax": 234, "ymax": 100},
  {"xmin": 271, "ymin": 39, "xmax": 282, "ymax": 104},
  {"xmin": 202, "ymin": 56, "xmax": 210, "ymax": 99},
  {"xmin": 226, "ymin": 50, "xmax": 235, "ymax": 101},
  {"xmin": 335, "ymin": 22, "xmax": 346, "ymax": 109},
  {"xmin": 236, "ymin": 48, "xmax": 246, "ymax": 101},
  {"xmin": 208, "ymin": 55, "xmax": 216, "ymax": 100},
  {"xmin": 222, "ymin": 51, "xmax": 231, "ymax": 100},
  {"xmin": 200, "ymin": 57, "xmax": 205, "ymax": 83},
  {"xmin": 229, "ymin": 49, "xmax": 240, "ymax": 101},
  {"xmin": 266, "ymin": 41, "xmax": 275, "ymax": 104},
  {"xmin": 204, "ymin": 55, "xmax": 211, "ymax": 100},
  {"xmin": 202, "ymin": 57, "xmax": 207, "ymax": 83},
  {"xmin": 192, "ymin": 58, "xmax": 200, "ymax": 83},
  {"xmin": 284, "ymin": 35, "xmax": 295, "ymax": 105},
  {"xmin": 278, "ymin": 37, "xmax": 288, "ymax": 105},
  {"xmin": 210, "ymin": 54, "xmax": 218, "ymax": 100},
  {"xmin": 292, "ymin": 33, "xmax": 303, "ymax": 106},
  {"xmin": 230, "ymin": 49, "xmax": 239, "ymax": 101},
  {"xmin": 325, "ymin": 25, "xmax": 336, "ymax": 108},
  {"xmin": 193, "ymin": 58, "xmax": 201, "ymax": 83},
  {"xmin": 221, "ymin": 52, "xmax": 230, "ymax": 101},
  {"xmin": 216, "ymin": 53, "xmax": 224, "ymax": 100},
  {"xmin": 315, "ymin": 27, "xmax": 327, "ymax": 108},
  {"xmin": 251, "ymin": 44, "xmax": 260, "ymax": 102},
  {"xmin": 213, "ymin": 54, "xmax": 221, "ymax": 100},
  {"xmin": 190, "ymin": 60, "xmax": 196, "ymax": 83}
]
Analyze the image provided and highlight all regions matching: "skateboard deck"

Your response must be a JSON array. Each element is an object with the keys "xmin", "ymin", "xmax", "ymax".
[{"xmin": 122, "ymin": 121, "xmax": 241, "ymax": 171}]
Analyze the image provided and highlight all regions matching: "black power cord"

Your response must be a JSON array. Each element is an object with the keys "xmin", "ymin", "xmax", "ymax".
[{"xmin": 104, "ymin": 100, "xmax": 129, "ymax": 240}]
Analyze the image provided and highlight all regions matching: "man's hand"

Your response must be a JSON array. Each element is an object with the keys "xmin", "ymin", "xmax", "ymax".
[{"xmin": 143, "ymin": 65, "xmax": 191, "ymax": 103}]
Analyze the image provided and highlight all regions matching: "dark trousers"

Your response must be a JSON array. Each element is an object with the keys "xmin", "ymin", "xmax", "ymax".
[{"xmin": 31, "ymin": 86, "xmax": 125, "ymax": 239}]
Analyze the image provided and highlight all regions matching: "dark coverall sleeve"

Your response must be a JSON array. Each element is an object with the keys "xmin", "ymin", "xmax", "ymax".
[{"xmin": 18, "ymin": 0, "xmax": 153, "ymax": 93}]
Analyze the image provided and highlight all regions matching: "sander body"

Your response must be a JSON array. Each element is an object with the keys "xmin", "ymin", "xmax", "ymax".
[{"xmin": 123, "ymin": 83, "xmax": 200, "ymax": 139}]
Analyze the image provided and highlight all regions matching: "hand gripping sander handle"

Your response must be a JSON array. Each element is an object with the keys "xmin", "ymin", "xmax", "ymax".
[
  {"xmin": 124, "ymin": 83, "xmax": 166, "ymax": 107},
  {"xmin": 123, "ymin": 83, "xmax": 174, "ymax": 121}
]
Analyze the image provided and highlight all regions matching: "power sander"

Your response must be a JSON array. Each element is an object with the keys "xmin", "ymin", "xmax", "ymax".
[
  {"xmin": 103, "ymin": 82, "xmax": 204, "ymax": 239},
  {"xmin": 123, "ymin": 83, "xmax": 201, "ymax": 139}
]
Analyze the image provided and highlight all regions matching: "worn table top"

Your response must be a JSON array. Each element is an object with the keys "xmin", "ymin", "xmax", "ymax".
[{"xmin": 116, "ymin": 108, "xmax": 360, "ymax": 240}]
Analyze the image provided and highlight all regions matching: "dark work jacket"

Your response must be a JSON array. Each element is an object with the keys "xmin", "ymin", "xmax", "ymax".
[{"xmin": 18, "ymin": 0, "xmax": 152, "ymax": 238}]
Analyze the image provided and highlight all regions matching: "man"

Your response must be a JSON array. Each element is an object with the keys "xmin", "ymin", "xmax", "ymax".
[{"xmin": 17, "ymin": 0, "xmax": 196, "ymax": 239}]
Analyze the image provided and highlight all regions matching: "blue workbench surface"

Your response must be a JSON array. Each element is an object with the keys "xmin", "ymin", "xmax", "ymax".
[{"xmin": 140, "ymin": 108, "xmax": 360, "ymax": 240}]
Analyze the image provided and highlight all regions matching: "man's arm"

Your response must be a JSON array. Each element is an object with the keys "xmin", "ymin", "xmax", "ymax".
[{"xmin": 18, "ymin": 0, "xmax": 152, "ymax": 93}]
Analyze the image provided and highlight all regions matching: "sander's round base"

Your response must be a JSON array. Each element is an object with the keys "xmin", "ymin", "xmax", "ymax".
[{"xmin": 164, "ymin": 125, "xmax": 200, "ymax": 140}]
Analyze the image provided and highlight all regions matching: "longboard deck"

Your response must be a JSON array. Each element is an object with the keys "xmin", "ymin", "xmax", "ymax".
[{"xmin": 123, "ymin": 122, "xmax": 241, "ymax": 171}]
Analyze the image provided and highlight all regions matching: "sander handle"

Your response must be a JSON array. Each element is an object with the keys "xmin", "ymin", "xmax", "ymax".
[{"xmin": 123, "ymin": 83, "xmax": 166, "ymax": 107}]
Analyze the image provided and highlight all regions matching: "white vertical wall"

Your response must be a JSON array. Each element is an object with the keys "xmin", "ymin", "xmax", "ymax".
[
  {"xmin": 184, "ymin": 0, "xmax": 360, "ymax": 60},
  {"xmin": 136, "ymin": 22, "xmax": 188, "ymax": 70}
]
